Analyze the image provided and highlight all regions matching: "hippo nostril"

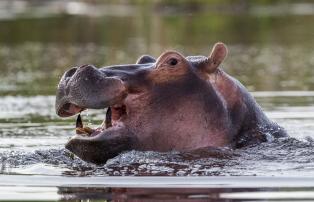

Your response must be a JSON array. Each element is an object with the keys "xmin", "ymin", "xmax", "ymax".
[
  {"xmin": 65, "ymin": 67, "xmax": 77, "ymax": 78},
  {"xmin": 64, "ymin": 65, "xmax": 93, "ymax": 79},
  {"xmin": 79, "ymin": 64, "xmax": 91, "ymax": 69}
]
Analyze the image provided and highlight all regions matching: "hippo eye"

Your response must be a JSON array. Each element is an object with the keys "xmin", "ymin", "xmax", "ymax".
[{"xmin": 168, "ymin": 58, "xmax": 178, "ymax": 66}]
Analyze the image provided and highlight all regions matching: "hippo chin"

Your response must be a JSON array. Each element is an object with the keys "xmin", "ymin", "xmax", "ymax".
[{"xmin": 55, "ymin": 42, "xmax": 286, "ymax": 164}]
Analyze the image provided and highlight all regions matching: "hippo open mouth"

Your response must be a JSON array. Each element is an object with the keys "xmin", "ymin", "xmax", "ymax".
[
  {"xmin": 74, "ymin": 105, "xmax": 127, "ymax": 137},
  {"xmin": 56, "ymin": 43, "xmax": 286, "ymax": 164},
  {"xmin": 59, "ymin": 104, "xmax": 137, "ymax": 164}
]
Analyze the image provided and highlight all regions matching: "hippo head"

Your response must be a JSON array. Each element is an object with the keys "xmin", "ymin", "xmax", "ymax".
[{"xmin": 56, "ymin": 43, "xmax": 230, "ymax": 164}]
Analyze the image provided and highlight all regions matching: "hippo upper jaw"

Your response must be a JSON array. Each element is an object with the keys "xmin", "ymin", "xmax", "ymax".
[{"xmin": 55, "ymin": 64, "xmax": 127, "ymax": 117}]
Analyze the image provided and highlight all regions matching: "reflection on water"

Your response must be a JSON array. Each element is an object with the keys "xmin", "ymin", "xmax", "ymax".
[
  {"xmin": 57, "ymin": 187, "xmax": 314, "ymax": 201},
  {"xmin": 1, "ymin": 186, "xmax": 314, "ymax": 201},
  {"xmin": 2, "ymin": 176, "xmax": 314, "ymax": 201},
  {"xmin": 1, "ymin": 0, "xmax": 314, "ymax": 201}
]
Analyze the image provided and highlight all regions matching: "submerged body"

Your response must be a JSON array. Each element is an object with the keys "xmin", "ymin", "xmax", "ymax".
[{"xmin": 55, "ymin": 43, "xmax": 286, "ymax": 164}]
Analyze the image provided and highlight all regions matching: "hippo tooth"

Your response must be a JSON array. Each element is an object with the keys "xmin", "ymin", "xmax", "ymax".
[
  {"xmin": 75, "ymin": 114, "xmax": 94, "ymax": 135},
  {"xmin": 76, "ymin": 127, "xmax": 88, "ymax": 135},
  {"xmin": 105, "ymin": 107, "xmax": 112, "ymax": 129},
  {"xmin": 76, "ymin": 114, "xmax": 83, "ymax": 129},
  {"xmin": 75, "ymin": 127, "xmax": 94, "ymax": 136},
  {"xmin": 83, "ymin": 126, "xmax": 94, "ymax": 135}
]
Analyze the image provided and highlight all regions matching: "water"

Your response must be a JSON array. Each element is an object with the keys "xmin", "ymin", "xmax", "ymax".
[
  {"xmin": 1, "ymin": 0, "xmax": 314, "ymax": 201},
  {"xmin": 1, "ymin": 94, "xmax": 314, "ymax": 177},
  {"xmin": 2, "ymin": 176, "xmax": 314, "ymax": 201}
]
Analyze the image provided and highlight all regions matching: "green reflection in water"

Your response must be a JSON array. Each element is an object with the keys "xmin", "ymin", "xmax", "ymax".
[{"xmin": 0, "ymin": 1, "xmax": 313, "ymax": 95}]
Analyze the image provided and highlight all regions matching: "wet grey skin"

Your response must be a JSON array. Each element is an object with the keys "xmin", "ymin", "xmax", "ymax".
[
  {"xmin": 55, "ymin": 62, "xmax": 153, "ymax": 115},
  {"xmin": 55, "ymin": 43, "xmax": 287, "ymax": 165},
  {"xmin": 56, "ymin": 57, "xmax": 156, "ymax": 164}
]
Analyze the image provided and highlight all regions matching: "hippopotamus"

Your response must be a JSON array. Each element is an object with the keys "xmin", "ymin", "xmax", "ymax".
[{"xmin": 55, "ymin": 42, "xmax": 286, "ymax": 164}]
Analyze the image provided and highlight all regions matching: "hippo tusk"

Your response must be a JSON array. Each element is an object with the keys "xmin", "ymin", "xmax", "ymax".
[
  {"xmin": 75, "ymin": 114, "xmax": 94, "ymax": 136},
  {"xmin": 105, "ymin": 107, "xmax": 112, "ymax": 129},
  {"xmin": 76, "ymin": 114, "xmax": 83, "ymax": 129}
]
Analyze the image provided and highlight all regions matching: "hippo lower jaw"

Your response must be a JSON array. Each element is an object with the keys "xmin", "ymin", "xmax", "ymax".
[
  {"xmin": 74, "ymin": 104, "xmax": 128, "ymax": 137},
  {"xmin": 65, "ymin": 124, "xmax": 136, "ymax": 165},
  {"xmin": 64, "ymin": 103, "xmax": 136, "ymax": 164}
]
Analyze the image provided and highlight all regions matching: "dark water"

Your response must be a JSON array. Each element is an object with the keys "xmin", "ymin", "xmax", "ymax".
[{"xmin": 1, "ymin": 0, "xmax": 314, "ymax": 201}]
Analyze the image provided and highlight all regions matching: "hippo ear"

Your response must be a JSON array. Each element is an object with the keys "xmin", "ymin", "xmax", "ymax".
[
  {"xmin": 136, "ymin": 55, "xmax": 156, "ymax": 64},
  {"xmin": 205, "ymin": 42, "xmax": 228, "ymax": 73}
]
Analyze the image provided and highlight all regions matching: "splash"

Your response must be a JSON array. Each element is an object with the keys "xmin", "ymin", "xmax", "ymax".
[{"xmin": 1, "ymin": 137, "xmax": 314, "ymax": 176}]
